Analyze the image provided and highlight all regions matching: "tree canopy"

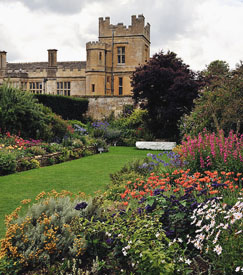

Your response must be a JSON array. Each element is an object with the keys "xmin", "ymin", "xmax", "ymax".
[
  {"xmin": 179, "ymin": 60, "xmax": 243, "ymax": 137},
  {"xmin": 131, "ymin": 51, "xmax": 201, "ymax": 141}
]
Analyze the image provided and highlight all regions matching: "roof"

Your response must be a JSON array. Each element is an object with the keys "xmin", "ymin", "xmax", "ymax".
[{"xmin": 6, "ymin": 61, "xmax": 86, "ymax": 72}]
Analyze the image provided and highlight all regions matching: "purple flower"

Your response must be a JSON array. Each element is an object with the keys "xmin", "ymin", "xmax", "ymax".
[
  {"xmin": 153, "ymin": 189, "xmax": 161, "ymax": 196},
  {"xmin": 75, "ymin": 202, "xmax": 88, "ymax": 210}
]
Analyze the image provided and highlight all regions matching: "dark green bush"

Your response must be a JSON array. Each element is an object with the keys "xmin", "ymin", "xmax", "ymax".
[
  {"xmin": 0, "ymin": 85, "xmax": 70, "ymax": 141},
  {"xmin": 0, "ymin": 151, "xmax": 17, "ymax": 175},
  {"xmin": 35, "ymin": 94, "xmax": 88, "ymax": 121}
]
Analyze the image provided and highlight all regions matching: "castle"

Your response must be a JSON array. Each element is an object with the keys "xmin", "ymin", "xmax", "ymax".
[{"xmin": 0, "ymin": 15, "xmax": 150, "ymax": 98}]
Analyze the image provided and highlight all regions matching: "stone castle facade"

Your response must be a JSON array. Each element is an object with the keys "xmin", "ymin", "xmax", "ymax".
[{"xmin": 0, "ymin": 15, "xmax": 150, "ymax": 98}]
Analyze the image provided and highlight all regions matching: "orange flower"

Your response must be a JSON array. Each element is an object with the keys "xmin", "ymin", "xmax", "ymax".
[
  {"xmin": 130, "ymin": 191, "xmax": 136, "ymax": 197},
  {"xmin": 209, "ymin": 190, "xmax": 219, "ymax": 194},
  {"xmin": 120, "ymin": 194, "xmax": 126, "ymax": 199},
  {"xmin": 123, "ymin": 202, "xmax": 128, "ymax": 206}
]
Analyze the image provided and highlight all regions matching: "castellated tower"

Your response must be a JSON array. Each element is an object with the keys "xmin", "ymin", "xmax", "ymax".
[{"xmin": 86, "ymin": 15, "xmax": 150, "ymax": 96}]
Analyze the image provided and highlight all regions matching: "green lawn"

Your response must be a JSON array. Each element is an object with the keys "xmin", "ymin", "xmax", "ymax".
[{"xmin": 0, "ymin": 146, "xmax": 162, "ymax": 238}]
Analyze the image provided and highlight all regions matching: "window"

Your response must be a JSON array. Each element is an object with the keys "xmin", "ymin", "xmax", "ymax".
[
  {"xmin": 107, "ymin": 76, "xmax": 110, "ymax": 83},
  {"xmin": 57, "ymin": 81, "xmax": 71, "ymax": 96},
  {"xmin": 117, "ymin": 47, "xmax": 125, "ymax": 64},
  {"xmin": 119, "ymin": 77, "xmax": 123, "ymax": 95},
  {"xmin": 99, "ymin": 52, "xmax": 102, "ymax": 61},
  {"xmin": 92, "ymin": 84, "xmax": 95, "ymax": 93},
  {"xmin": 29, "ymin": 82, "xmax": 42, "ymax": 94},
  {"xmin": 21, "ymin": 81, "xmax": 27, "ymax": 91}
]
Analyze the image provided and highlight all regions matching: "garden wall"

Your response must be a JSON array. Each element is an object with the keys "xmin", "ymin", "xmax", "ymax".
[{"xmin": 85, "ymin": 96, "xmax": 134, "ymax": 120}]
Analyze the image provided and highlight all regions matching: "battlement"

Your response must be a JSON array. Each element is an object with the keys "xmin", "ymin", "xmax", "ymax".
[
  {"xmin": 99, "ymin": 15, "xmax": 150, "ymax": 42},
  {"xmin": 86, "ymin": 41, "xmax": 107, "ymax": 50}
]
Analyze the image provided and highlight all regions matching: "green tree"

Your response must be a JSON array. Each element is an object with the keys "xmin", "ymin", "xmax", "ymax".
[{"xmin": 180, "ymin": 61, "xmax": 243, "ymax": 137}]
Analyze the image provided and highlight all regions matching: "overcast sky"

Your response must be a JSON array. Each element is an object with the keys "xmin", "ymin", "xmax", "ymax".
[{"xmin": 0, "ymin": 0, "xmax": 242, "ymax": 71}]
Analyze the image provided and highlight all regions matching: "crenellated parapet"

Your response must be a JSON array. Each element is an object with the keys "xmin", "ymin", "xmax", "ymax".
[
  {"xmin": 99, "ymin": 14, "xmax": 150, "ymax": 42},
  {"xmin": 86, "ymin": 41, "xmax": 108, "ymax": 51}
]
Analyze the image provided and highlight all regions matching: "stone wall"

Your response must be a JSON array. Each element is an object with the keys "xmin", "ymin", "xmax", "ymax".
[{"xmin": 85, "ymin": 96, "xmax": 134, "ymax": 120}]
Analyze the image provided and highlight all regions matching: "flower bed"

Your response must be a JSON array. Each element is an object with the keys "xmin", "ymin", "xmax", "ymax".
[
  {"xmin": 0, "ymin": 132, "xmax": 99, "ymax": 175},
  {"xmin": 0, "ymin": 130, "xmax": 242, "ymax": 274}
]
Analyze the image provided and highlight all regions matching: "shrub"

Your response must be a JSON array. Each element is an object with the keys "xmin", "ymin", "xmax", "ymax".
[
  {"xmin": 35, "ymin": 94, "xmax": 89, "ymax": 121},
  {"xmin": 73, "ymin": 209, "xmax": 188, "ymax": 274},
  {"xmin": 0, "ymin": 151, "xmax": 17, "ymax": 175},
  {"xmin": 0, "ymin": 191, "xmax": 103, "ymax": 272},
  {"xmin": 0, "ymin": 85, "xmax": 49, "ymax": 140},
  {"xmin": 0, "ymin": 85, "xmax": 70, "ymax": 142},
  {"xmin": 109, "ymin": 109, "xmax": 153, "ymax": 146}
]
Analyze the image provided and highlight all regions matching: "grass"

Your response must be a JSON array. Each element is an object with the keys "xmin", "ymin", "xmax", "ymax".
[{"xmin": 0, "ymin": 146, "xmax": 163, "ymax": 238}]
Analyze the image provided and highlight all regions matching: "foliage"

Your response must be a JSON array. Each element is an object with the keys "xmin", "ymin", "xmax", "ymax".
[
  {"xmin": 0, "ymin": 85, "xmax": 71, "ymax": 141},
  {"xmin": 72, "ymin": 208, "xmax": 188, "ymax": 274},
  {"xmin": 108, "ymin": 109, "xmax": 153, "ymax": 146},
  {"xmin": 35, "ymin": 94, "xmax": 89, "ymax": 122},
  {"xmin": 0, "ymin": 151, "xmax": 17, "ymax": 175},
  {"xmin": 131, "ymin": 51, "xmax": 201, "ymax": 141},
  {"xmin": 180, "ymin": 60, "xmax": 243, "ymax": 137},
  {"xmin": 180, "ymin": 130, "xmax": 243, "ymax": 173},
  {"xmin": 0, "ymin": 191, "xmax": 104, "ymax": 272},
  {"xmin": 0, "ymin": 85, "xmax": 49, "ymax": 140}
]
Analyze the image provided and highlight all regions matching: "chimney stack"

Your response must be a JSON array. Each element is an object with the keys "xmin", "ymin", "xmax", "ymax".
[
  {"xmin": 48, "ymin": 49, "xmax": 57, "ymax": 67},
  {"xmin": 0, "ymin": 51, "xmax": 7, "ymax": 70}
]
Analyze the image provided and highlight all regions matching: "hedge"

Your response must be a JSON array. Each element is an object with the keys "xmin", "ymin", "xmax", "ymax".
[{"xmin": 35, "ymin": 94, "xmax": 89, "ymax": 121}]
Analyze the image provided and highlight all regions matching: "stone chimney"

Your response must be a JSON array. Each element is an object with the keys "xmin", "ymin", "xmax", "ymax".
[
  {"xmin": 48, "ymin": 49, "xmax": 57, "ymax": 67},
  {"xmin": 47, "ymin": 49, "xmax": 57, "ymax": 78},
  {"xmin": 0, "ymin": 51, "xmax": 7, "ymax": 78}
]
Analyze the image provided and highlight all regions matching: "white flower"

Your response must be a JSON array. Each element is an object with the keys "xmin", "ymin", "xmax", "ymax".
[
  {"xmin": 213, "ymin": 245, "xmax": 222, "ymax": 255},
  {"xmin": 125, "ymin": 245, "xmax": 131, "ymax": 250},
  {"xmin": 197, "ymin": 233, "xmax": 205, "ymax": 242},
  {"xmin": 235, "ymin": 266, "xmax": 240, "ymax": 272},
  {"xmin": 185, "ymin": 259, "xmax": 192, "ymax": 265},
  {"xmin": 233, "ymin": 212, "xmax": 242, "ymax": 220},
  {"xmin": 194, "ymin": 240, "xmax": 202, "ymax": 250},
  {"xmin": 155, "ymin": 233, "xmax": 160, "ymax": 238},
  {"xmin": 122, "ymin": 251, "xmax": 127, "ymax": 256},
  {"xmin": 223, "ymin": 223, "xmax": 229, "ymax": 230},
  {"xmin": 196, "ymin": 220, "xmax": 202, "ymax": 227},
  {"xmin": 235, "ymin": 230, "xmax": 242, "ymax": 235},
  {"xmin": 177, "ymin": 238, "xmax": 183, "ymax": 243}
]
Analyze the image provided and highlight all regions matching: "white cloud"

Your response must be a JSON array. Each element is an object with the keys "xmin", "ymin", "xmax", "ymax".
[{"xmin": 0, "ymin": 0, "xmax": 242, "ymax": 70}]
